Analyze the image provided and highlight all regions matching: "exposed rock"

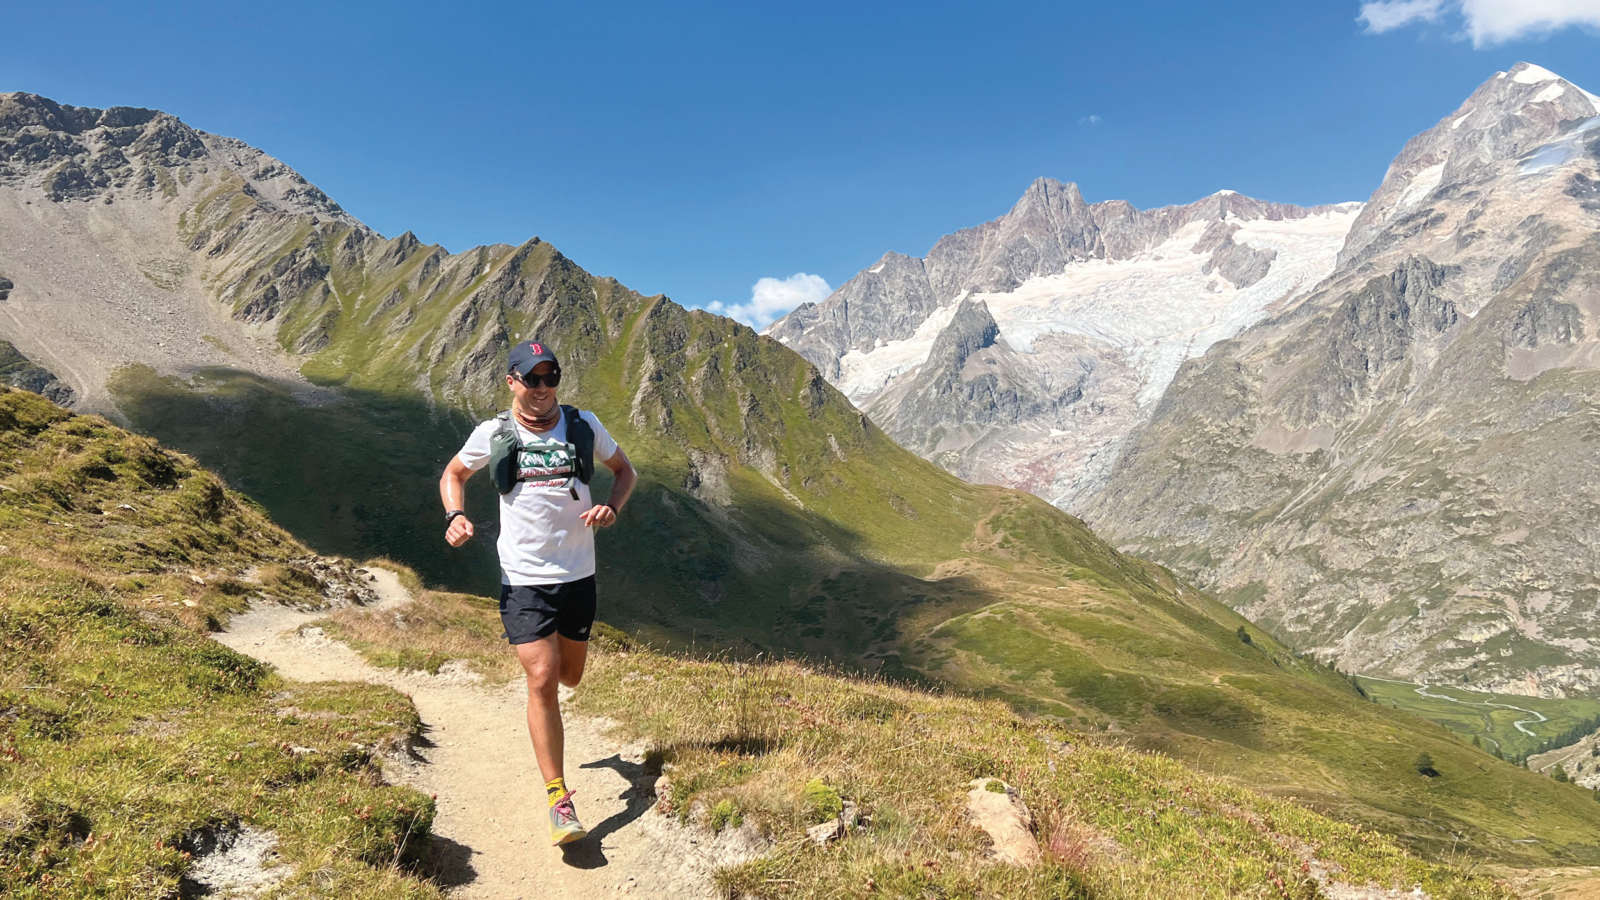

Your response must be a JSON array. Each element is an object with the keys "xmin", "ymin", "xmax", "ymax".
[
  {"xmin": 0, "ymin": 339, "xmax": 73, "ymax": 406},
  {"xmin": 365, "ymin": 286, "xmax": 405, "ymax": 325},
  {"xmin": 653, "ymin": 774, "xmax": 673, "ymax": 813},
  {"xmin": 178, "ymin": 824, "xmax": 284, "ymax": 899},
  {"xmin": 1529, "ymin": 731, "xmax": 1600, "ymax": 788},
  {"xmin": 1339, "ymin": 62, "xmax": 1600, "ymax": 270},
  {"xmin": 805, "ymin": 818, "xmax": 844, "ymax": 845},
  {"xmin": 768, "ymin": 252, "xmax": 937, "ymax": 379},
  {"xmin": 289, "ymin": 555, "xmax": 381, "ymax": 607},
  {"xmin": 867, "ymin": 299, "xmax": 1085, "ymax": 468},
  {"xmin": 1200, "ymin": 224, "xmax": 1278, "ymax": 288},
  {"xmin": 291, "ymin": 305, "xmax": 338, "ymax": 355},
  {"xmin": 965, "ymin": 778, "xmax": 1040, "ymax": 867}
]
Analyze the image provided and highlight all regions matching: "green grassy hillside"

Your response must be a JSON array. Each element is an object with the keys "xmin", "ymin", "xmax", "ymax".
[
  {"xmin": 104, "ymin": 276, "xmax": 1600, "ymax": 864},
  {"xmin": 0, "ymin": 386, "xmax": 444, "ymax": 899}
]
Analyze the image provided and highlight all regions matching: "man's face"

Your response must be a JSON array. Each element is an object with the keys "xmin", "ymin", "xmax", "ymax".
[{"xmin": 508, "ymin": 361, "xmax": 558, "ymax": 412}]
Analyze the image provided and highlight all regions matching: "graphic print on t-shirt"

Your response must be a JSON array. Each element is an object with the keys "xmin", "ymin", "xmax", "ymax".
[{"xmin": 516, "ymin": 438, "xmax": 577, "ymax": 488}]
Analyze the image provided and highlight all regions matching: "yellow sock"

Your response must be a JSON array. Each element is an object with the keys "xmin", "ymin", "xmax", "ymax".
[{"xmin": 546, "ymin": 777, "xmax": 567, "ymax": 807}]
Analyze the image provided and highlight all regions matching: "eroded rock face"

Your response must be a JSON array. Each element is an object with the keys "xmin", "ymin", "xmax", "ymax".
[
  {"xmin": 0, "ymin": 91, "xmax": 370, "ymax": 411},
  {"xmin": 768, "ymin": 179, "xmax": 1360, "ymax": 508},
  {"xmin": 0, "ymin": 338, "xmax": 73, "ymax": 406},
  {"xmin": 1087, "ymin": 63, "xmax": 1600, "ymax": 695},
  {"xmin": 868, "ymin": 299, "xmax": 1089, "ymax": 469}
]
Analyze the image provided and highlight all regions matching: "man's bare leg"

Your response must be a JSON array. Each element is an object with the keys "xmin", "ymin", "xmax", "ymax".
[
  {"xmin": 515, "ymin": 634, "xmax": 591, "ymax": 783},
  {"xmin": 517, "ymin": 636, "xmax": 563, "ymax": 782},
  {"xmin": 557, "ymin": 635, "xmax": 587, "ymax": 688}
]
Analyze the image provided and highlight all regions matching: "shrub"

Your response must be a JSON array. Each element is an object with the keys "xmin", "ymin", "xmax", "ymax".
[
  {"xmin": 803, "ymin": 778, "xmax": 843, "ymax": 823},
  {"xmin": 1414, "ymin": 752, "xmax": 1438, "ymax": 777},
  {"xmin": 708, "ymin": 799, "xmax": 742, "ymax": 832}
]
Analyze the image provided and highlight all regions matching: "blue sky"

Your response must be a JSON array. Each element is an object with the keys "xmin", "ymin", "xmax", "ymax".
[{"xmin": 3, "ymin": 1, "xmax": 1598, "ymax": 325}]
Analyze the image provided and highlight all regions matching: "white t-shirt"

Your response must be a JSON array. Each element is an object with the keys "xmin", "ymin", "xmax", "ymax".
[{"xmin": 456, "ymin": 409, "xmax": 619, "ymax": 585}]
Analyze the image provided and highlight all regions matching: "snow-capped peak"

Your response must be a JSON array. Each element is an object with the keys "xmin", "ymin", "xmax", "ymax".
[
  {"xmin": 1504, "ymin": 62, "xmax": 1599, "ymax": 107},
  {"xmin": 1511, "ymin": 62, "xmax": 1561, "ymax": 85}
]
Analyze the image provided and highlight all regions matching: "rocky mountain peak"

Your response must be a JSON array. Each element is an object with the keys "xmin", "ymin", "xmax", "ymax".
[
  {"xmin": 929, "ymin": 297, "xmax": 1001, "ymax": 370},
  {"xmin": 1088, "ymin": 63, "xmax": 1600, "ymax": 694},
  {"xmin": 0, "ymin": 92, "xmax": 357, "ymax": 226},
  {"xmin": 768, "ymin": 170, "xmax": 1362, "ymax": 511},
  {"xmin": 0, "ymin": 92, "xmax": 162, "ymax": 135},
  {"xmin": 1009, "ymin": 176, "xmax": 1089, "ymax": 217},
  {"xmin": 1338, "ymin": 62, "xmax": 1600, "ymax": 268},
  {"xmin": 922, "ymin": 176, "xmax": 1104, "ymax": 299}
]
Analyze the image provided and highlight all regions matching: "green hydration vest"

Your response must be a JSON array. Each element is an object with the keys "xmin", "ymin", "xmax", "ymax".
[{"xmin": 489, "ymin": 405, "xmax": 595, "ymax": 499}]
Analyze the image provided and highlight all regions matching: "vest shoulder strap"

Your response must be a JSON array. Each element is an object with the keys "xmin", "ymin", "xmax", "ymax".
[
  {"xmin": 489, "ymin": 410, "xmax": 521, "ymax": 495},
  {"xmin": 561, "ymin": 405, "xmax": 596, "ymax": 485}
]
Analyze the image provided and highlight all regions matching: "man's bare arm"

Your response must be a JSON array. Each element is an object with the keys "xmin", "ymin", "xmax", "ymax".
[
  {"xmin": 579, "ymin": 447, "xmax": 636, "ymax": 528},
  {"xmin": 440, "ymin": 457, "xmax": 477, "ymax": 546}
]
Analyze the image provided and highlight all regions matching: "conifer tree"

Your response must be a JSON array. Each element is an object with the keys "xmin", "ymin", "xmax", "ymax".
[{"xmin": 1414, "ymin": 752, "xmax": 1438, "ymax": 777}]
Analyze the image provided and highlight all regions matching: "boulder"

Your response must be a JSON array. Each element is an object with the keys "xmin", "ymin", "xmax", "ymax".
[
  {"xmin": 653, "ymin": 775, "xmax": 673, "ymax": 814},
  {"xmin": 965, "ymin": 778, "xmax": 1040, "ymax": 867},
  {"xmin": 806, "ymin": 818, "xmax": 844, "ymax": 845}
]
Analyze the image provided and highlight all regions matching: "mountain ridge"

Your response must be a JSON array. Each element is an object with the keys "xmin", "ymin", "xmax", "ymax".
[{"xmin": 767, "ymin": 176, "xmax": 1361, "ymax": 507}]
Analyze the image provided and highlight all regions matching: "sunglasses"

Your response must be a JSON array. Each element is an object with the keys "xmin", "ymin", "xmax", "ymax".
[{"xmin": 515, "ymin": 370, "xmax": 562, "ymax": 388}]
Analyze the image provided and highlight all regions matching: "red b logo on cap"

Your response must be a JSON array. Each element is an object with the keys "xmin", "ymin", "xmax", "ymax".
[{"xmin": 530, "ymin": 343, "xmax": 543, "ymax": 354}]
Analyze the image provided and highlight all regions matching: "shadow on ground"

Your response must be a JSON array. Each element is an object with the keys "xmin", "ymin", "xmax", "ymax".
[{"xmin": 561, "ymin": 752, "xmax": 661, "ymax": 870}]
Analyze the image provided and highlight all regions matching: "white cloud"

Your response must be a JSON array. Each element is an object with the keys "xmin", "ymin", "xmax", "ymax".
[
  {"xmin": 1461, "ymin": 0, "xmax": 1600, "ymax": 46},
  {"xmin": 1077, "ymin": 114, "xmax": 1103, "ymax": 126},
  {"xmin": 707, "ymin": 272, "xmax": 831, "ymax": 330},
  {"xmin": 1359, "ymin": 0, "xmax": 1600, "ymax": 45},
  {"xmin": 1359, "ymin": 0, "xmax": 1446, "ymax": 32}
]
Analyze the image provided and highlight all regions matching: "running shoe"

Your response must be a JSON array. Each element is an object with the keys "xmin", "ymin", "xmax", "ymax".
[{"xmin": 549, "ymin": 790, "xmax": 588, "ymax": 845}]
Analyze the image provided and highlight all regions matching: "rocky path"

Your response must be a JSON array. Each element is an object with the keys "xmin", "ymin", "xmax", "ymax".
[{"xmin": 216, "ymin": 569, "xmax": 754, "ymax": 899}]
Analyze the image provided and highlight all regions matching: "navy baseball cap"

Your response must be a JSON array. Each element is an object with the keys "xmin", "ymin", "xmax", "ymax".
[{"xmin": 508, "ymin": 340, "xmax": 560, "ymax": 377}]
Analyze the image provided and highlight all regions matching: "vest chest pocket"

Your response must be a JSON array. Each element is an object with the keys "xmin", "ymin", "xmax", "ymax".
[{"xmin": 516, "ymin": 442, "xmax": 578, "ymax": 486}]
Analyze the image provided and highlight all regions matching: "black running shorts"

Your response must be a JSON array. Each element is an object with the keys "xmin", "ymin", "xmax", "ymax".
[{"xmin": 499, "ymin": 576, "xmax": 597, "ymax": 645}]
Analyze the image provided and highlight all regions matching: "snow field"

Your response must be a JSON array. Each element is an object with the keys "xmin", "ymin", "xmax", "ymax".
[{"xmin": 834, "ymin": 204, "xmax": 1362, "ymax": 410}]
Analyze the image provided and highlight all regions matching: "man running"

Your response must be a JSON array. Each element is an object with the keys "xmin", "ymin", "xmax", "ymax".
[{"xmin": 438, "ymin": 339, "xmax": 636, "ymax": 846}]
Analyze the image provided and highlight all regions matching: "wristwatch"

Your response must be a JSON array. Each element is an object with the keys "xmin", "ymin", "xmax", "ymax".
[{"xmin": 445, "ymin": 509, "xmax": 468, "ymax": 525}]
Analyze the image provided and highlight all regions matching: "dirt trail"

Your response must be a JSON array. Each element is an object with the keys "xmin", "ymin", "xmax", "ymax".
[{"xmin": 216, "ymin": 569, "xmax": 758, "ymax": 899}]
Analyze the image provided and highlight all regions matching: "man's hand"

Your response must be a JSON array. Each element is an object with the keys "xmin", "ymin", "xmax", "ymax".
[
  {"xmin": 445, "ymin": 516, "xmax": 475, "ymax": 546},
  {"xmin": 579, "ymin": 504, "xmax": 617, "ymax": 528},
  {"xmin": 440, "ymin": 458, "xmax": 477, "ymax": 546}
]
